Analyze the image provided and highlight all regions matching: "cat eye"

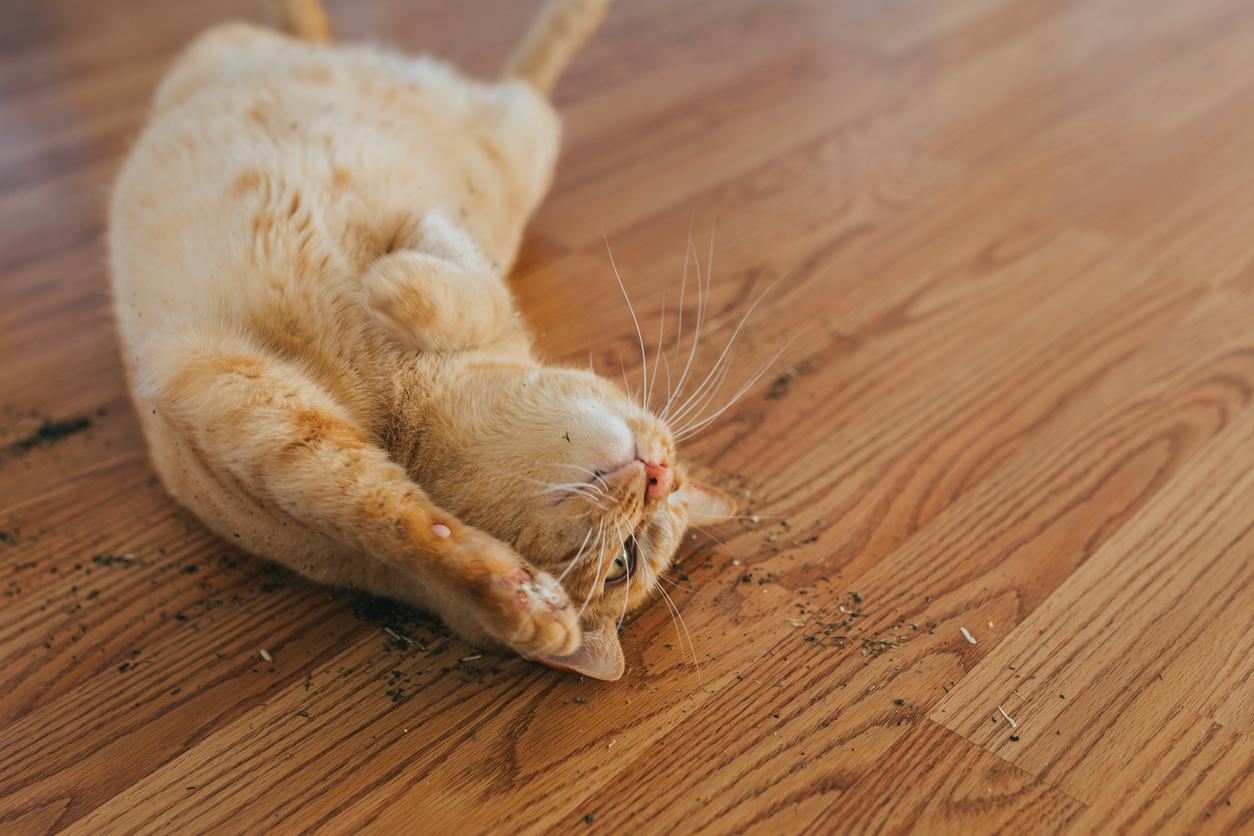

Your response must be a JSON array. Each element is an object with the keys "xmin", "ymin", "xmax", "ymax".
[{"xmin": 603, "ymin": 538, "xmax": 637, "ymax": 585}]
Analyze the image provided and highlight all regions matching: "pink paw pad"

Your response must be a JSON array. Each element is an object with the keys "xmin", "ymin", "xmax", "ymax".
[
  {"xmin": 501, "ymin": 569, "xmax": 566, "ymax": 614},
  {"xmin": 431, "ymin": 523, "xmax": 451, "ymax": 538}
]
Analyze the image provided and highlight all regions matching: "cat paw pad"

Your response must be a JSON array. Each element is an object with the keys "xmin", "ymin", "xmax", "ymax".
[{"xmin": 488, "ymin": 567, "xmax": 580, "ymax": 657}]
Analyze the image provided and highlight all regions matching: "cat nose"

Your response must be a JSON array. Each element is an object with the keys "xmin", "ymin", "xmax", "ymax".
[{"xmin": 643, "ymin": 460, "xmax": 673, "ymax": 499}]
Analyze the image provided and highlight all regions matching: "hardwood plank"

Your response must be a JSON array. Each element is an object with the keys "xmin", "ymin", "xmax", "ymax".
[
  {"xmin": 816, "ymin": 721, "xmax": 1084, "ymax": 835},
  {"xmin": 930, "ymin": 396, "xmax": 1254, "ymax": 828}
]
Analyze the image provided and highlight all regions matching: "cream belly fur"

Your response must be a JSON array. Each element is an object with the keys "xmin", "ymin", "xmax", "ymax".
[
  {"xmin": 109, "ymin": 0, "xmax": 735, "ymax": 681},
  {"xmin": 112, "ymin": 23, "xmax": 562, "ymax": 643}
]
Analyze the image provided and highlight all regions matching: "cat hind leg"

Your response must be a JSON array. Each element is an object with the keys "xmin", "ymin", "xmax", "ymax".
[{"xmin": 505, "ymin": 0, "xmax": 610, "ymax": 95}]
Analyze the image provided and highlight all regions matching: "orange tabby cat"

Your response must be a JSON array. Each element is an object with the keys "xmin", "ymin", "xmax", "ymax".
[{"xmin": 109, "ymin": 0, "xmax": 734, "ymax": 680}]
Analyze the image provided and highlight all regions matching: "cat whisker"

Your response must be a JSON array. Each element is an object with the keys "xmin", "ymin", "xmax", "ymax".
[
  {"xmin": 657, "ymin": 583, "xmax": 703, "ymax": 691},
  {"xmin": 667, "ymin": 280, "xmax": 776, "ymax": 430},
  {"xmin": 605, "ymin": 234, "xmax": 648, "ymax": 410},
  {"xmin": 548, "ymin": 462, "xmax": 614, "ymax": 492},
  {"xmin": 658, "ymin": 569, "xmax": 718, "ymax": 599},
  {"xmin": 673, "ymin": 222, "xmax": 692, "ymax": 371},
  {"xmin": 561, "ymin": 492, "xmax": 609, "ymax": 510},
  {"xmin": 544, "ymin": 479, "xmax": 610, "ymax": 497},
  {"xmin": 577, "ymin": 519, "xmax": 616, "ymax": 620},
  {"xmin": 668, "ymin": 346, "xmax": 736, "ymax": 435},
  {"xmin": 646, "ymin": 294, "xmax": 667, "ymax": 411},
  {"xmin": 557, "ymin": 527, "xmax": 596, "ymax": 584},
  {"xmin": 659, "ymin": 235, "xmax": 710, "ymax": 422},
  {"xmin": 555, "ymin": 480, "xmax": 613, "ymax": 506},
  {"xmin": 617, "ymin": 536, "xmax": 633, "ymax": 630},
  {"xmin": 647, "ymin": 294, "xmax": 667, "ymax": 411},
  {"xmin": 526, "ymin": 478, "xmax": 610, "ymax": 509},
  {"xmin": 664, "ymin": 227, "xmax": 691, "ymax": 416},
  {"xmin": 675, "ymin": 338, "xmax": 794, "ymax": 441},
  {"xmin": 659, "ymin": 351, "xmax": 673, "ymax": 420},
  {"xmin": 683, "ymin": 521, "xmax": 750, "ymax": 559},
  {"xmin": 526, "ymin": 476, "xmax": 591, "ymax": 494},
  {"xmin": 658, "ymin": 572, "xmax": 697, "ymax": 594},
  {"xmin": 619, "ymin": 354, "xmax": 634, "ymax": 403}
]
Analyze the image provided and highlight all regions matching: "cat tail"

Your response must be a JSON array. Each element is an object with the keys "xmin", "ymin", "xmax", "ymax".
[
  {"xmin": 274, "ymin": 0, "xmax": 334, "ymax": 43},
  {"xmin": 504, "ymin": 0, "xmax": 609, "ymax": 96}
]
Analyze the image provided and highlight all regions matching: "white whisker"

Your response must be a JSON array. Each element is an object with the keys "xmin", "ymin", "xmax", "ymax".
[
  {"xmin": 659, "ymin": 351, "xmax": 673, "ymax": 418},
  {"xmin": 669, "ymin": 346, "xmax": 736, "ymax": 434},
  {"xmin": 617, "ymin": 536, "xmax": 632, "ymax": 629},
  {"xmin": 557, "ymin": 527, "xmax": 595, "ymax": 583},
  {"xmin": 658, "ymin": 583, "xmax": 703, "ymax": 691},
  {"xmin": 646, "ymin": 294, "xmax": 666, "ymax": 410},
  {"xmin": 660, "ymin": 236, "xmax": 710, "ymax": 422},
  {"xmin": 676, "ymin": 338, "xmax": 795, "ymax": 441},
  {"xmin": 666, "ymin": 281, "xmax": 777, "ymax": 429},
  {"xmin": 577, "ymin": 519, "xmax": 615, "ymax": 620},
  {"xmin": 526, "ymin": 478, "xmax": 609, "ymax": 509},
  {"xmin": 658, "ymin": 571, "xmax": 697, "ymax": 594},
  {"xmin": 605, "ymin": 235, "xmax": 648, "ymax": 409},
  {"xmin": 526, "ymin": 475, "xmax": 606, "ymax": 496},
  {"xmin": 546, "ymin": 463, "xmax": 614, "ymax": 495},
  {"xmin": 674, "ymin": 223, "xmax": 692, "ymax": 365},
  {"xmin": 619, "ymin": 353, "xmax": 634, "ymax": 402}
]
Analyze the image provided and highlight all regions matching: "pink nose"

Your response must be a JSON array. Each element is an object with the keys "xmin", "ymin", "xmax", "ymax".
[{"xmin": 643, "ymin": 460, "xmax": 673, "ymax": 499}]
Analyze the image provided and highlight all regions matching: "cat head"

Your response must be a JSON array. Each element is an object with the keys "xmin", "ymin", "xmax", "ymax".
[{"xmin": 423, "ymin": 359, "xmax": 735, "ymax": 679}]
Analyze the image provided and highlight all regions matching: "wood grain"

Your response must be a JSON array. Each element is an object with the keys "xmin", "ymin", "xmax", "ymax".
[{"xmin": 3, "ymin": 0, "xmax": 1254, "ymax": 833}]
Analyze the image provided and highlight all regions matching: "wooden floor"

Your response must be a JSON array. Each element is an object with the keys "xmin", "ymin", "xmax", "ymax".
[{"xmin": 2, "ymin": 0, "xmax": 1254, "ymax": 832}]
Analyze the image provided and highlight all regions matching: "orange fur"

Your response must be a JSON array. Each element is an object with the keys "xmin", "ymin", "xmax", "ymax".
[{"xmin": 109, "ymin": 2, "xmax": 734, "ymax": 680}]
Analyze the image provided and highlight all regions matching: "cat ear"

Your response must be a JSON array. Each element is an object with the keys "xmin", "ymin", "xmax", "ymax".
[
  {"xmin": 534, "ymin": 621, "xmax": 624, "ymax": 681},
  {"xmin": 680, "ymin": 480, "xmax": 737, "ymax": 524}
]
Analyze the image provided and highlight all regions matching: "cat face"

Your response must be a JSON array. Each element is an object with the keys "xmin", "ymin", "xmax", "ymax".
[{"xmin": 427, "ymin": 361, "xmax": 735, "ymax": 678}]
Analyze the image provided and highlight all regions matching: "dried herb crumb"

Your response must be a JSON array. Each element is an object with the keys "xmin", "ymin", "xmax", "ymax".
[
  {"xmin": 117, "ymin": 662, "xmax": 130, "ymax": 673},
  {"xmin": 92, "ymin": 554, "xmax": 134, "ymax": 567},
  {"xmin": 573, "ymin": 697, "xmax": 586, "ymax": 704},
  {"xmin": 295, "ymin": 710, "xmax": 310, "ymax": 718},
  {"xmin": 893, "ymin": 698, "xmax": 905, "ymax": 706},
  {"xmin": 1009, "ymin": 734, "xmax": 1020, "ymax": 742},
  {"xmin": 767, "ymin": 373, "xmax": 793, "ymax": 399},
  {"xmin": 584, "ymin": 814, "xmax": 595, "ymax": 824},
  {"xmin": 13, "ymin": 416, "xmax": 91, "ymax": 450}
]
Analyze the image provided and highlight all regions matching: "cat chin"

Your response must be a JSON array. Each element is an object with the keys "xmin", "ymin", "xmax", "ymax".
[{"xmin": 531, "ymin": 620, "xmax": 625, "ymax": 681}]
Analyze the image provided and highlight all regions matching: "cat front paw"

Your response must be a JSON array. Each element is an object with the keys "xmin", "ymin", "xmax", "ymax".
[{"xmin": 483, "ymin": 564, "xmax": 582, "ymax": 658}]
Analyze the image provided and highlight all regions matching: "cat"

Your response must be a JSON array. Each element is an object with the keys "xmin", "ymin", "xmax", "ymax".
[{"xmin": 108, "ymin": 0, "xmax": 734, "ymax": 681}]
